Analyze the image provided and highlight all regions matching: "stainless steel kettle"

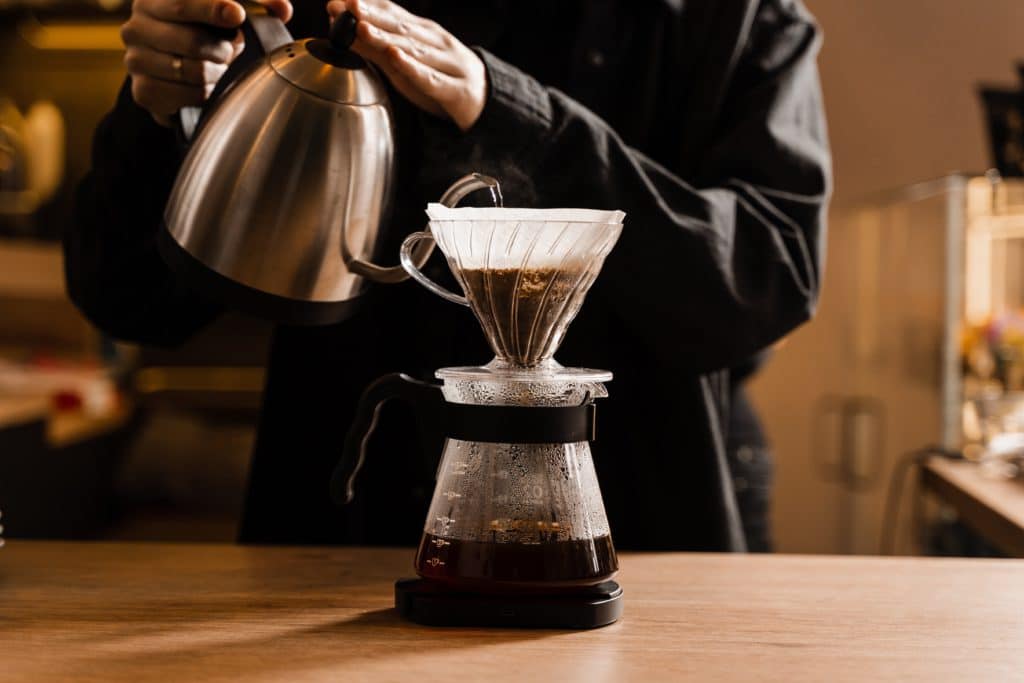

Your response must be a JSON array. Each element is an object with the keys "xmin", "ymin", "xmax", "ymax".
[{"xmin": 160, "ymin": 2, "xmax": 497, "ymax": 325}]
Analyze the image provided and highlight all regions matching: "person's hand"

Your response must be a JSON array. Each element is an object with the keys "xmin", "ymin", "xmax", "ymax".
[
  {"xmin": 326, "ymin": 0, "xmax": 486, "ymax": 132},
  {"xmin": 121, "ymin": 0, "xmax": 293, "ymax": 127}
]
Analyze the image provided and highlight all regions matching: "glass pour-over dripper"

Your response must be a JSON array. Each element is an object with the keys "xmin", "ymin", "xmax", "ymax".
[{"xmin": 401, "ymin": 205, "xmax": 624, "ymax": 368}]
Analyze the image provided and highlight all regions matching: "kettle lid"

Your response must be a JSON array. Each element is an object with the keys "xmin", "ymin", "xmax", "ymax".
[
  {"xmin": 269, "ymin": 13, "xmax": 388, "ymax": 106},
  {"xmin": 269, "ymin": 41, "xmax": 388, "ymax": 105}
]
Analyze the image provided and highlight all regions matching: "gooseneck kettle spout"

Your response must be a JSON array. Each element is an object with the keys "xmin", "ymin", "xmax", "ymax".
[{"xmin": 347, "ymin": 173, "xmax": 502, "ymax": 283}]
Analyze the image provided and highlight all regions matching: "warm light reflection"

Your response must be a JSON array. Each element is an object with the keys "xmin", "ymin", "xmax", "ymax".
[
  {"xmin": 965, "ymin": 178, "xmax": 1024, "ymax": 325},
  {"xmin": 90, "ymin": 608, "xmax": 355, "ymax": 655},
  {"xmin": 18, "ymin": 21, "xmax": 124, "ymax": 52}
]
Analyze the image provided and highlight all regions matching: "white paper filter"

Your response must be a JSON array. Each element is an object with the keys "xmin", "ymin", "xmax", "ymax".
[
  {"xmin": 426, "ymin": 204, "xmax": 625, "ymax": 224},
  {"xmin": 425, "ymin": 205, "xmax": 624, "ymax": 272}
]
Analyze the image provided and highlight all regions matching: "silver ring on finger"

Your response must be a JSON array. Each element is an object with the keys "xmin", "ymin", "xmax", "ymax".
[{"xmin": 171, "ymin": 55, "xmax": 185, "ymax": 82}]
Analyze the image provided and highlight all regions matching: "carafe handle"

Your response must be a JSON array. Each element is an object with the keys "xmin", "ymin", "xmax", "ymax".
[
  {"xmin": 348, "ymin": 172, "xmax": 501, "ymax": 285},
  {"xmin": 179, "ymin": 0, "xmax": 295, "ymax": 141},
  {"xmin": 330, "ymin": 373, "xmax": 444, "ymax": 504}
]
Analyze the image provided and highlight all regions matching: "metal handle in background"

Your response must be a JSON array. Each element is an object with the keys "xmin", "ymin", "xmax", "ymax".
[
  {"xmin": 812, "ymin": 395, "xmax": 886, "ymax": 491},
  {"xmin": 812, "ymin": 394, "xmax": 886, "ymax": 554},
  {"xmin": 179, "ymin": 0, "xmax": 294, "ymax": 141},
  {"xmin": 330, "ymin": 373, "xmax": 444, "ymax": 505},
  {"xmin": 812, "ymin": 395, "xmax": 847, "ymax": 484},
  {"xmin": 348, "ymin": 172, "xmax": 502, "ymax": 285}
]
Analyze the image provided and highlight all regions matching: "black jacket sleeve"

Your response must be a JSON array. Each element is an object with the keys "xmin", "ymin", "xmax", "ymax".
[
  {"xmin": 434, "ymin": 0, "xmax": 830, "ymax": 376},
  {"xmin": 65, "ymin": 81, "xmax": 221, "ymax": 347}
]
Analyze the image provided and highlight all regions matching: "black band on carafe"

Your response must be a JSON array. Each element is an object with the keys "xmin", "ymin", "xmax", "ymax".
[{"xmin": 443, "ymin": 402, "xmax": 597, "ymax": 444}]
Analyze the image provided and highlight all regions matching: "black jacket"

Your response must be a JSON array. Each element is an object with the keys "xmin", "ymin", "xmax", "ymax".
[{"xmin": 67, "ymin": 0, "xmax": 830, "ymax": 551}]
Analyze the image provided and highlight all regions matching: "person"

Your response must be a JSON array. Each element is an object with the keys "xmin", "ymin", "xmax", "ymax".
[{"xmin": 68, "ymin": 0, "xmax": 830, "ymax": 551}]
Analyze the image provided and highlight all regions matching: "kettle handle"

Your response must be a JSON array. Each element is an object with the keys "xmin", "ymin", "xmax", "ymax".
[
  {"xmin": 330, "ymin": 373, "xmax": 444, "ymax": 505},
  {"xmin": 346, "ymin": 173, "xmax": 502, "ymax": 284},
  {"xmin": 179, "ymin": 0, "xmax": 294, "ymax": 141}
]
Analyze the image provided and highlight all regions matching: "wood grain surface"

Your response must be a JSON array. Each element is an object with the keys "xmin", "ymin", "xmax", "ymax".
[
  {"xmin": 923, "ymin": 457, "xmax": 1024, "ymax": 557},
  {"xmin": 2, "ymin": 541, "xmax": 1023, "ymax": 682}
]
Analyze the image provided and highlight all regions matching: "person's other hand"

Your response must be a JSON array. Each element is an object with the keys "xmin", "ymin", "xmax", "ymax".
[
  {"xmin": 326, "ymin": 0, "xmax": 486, "ymax": 132},
  {"xmin": 121, "ymin": 0, "xmax": 294, "ymax": 127}
]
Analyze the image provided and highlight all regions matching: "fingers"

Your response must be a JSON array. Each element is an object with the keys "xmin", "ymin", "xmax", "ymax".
[
  {"xmin": 125, "ymin": 45, "xmax": 229, "ymax": 86},
  {"xmin": 356, "ymin": 21, "xmax": 461, "ymax": 75},
  {"xmin": 390, "ymin": 45, "xmax": 486, "ymax": 130},
  {"xmin": 328, "ymin": 0, "xmax": 464, "ymax": 76},
  {"xmin": 134, "ymin": 0, "xmax": 294, "ymax": 29},
  {"xmin": 328, "ymin": 0, "xmax": 448, "ymax": 51},
  {"xmin": 355, "ymin": 0, "xmax": 448, "ymax": 50},
  {"xmin": 325, "ymin": 0, "xmax": 486, "ymax": 130},
  {"xmin": 121, "ymin": 0, "xmax": 247, "ymax": 125},
  {"xmin": 121, "ymin": 11, "xmax": 237, "ymax": 62},
  {"xmin": 387, "ymin": 46, "xmax": 456, "ymax": 103},
  {"xmin": 135, "ymin": 0, "xmax": 245, "ymax": 28}
]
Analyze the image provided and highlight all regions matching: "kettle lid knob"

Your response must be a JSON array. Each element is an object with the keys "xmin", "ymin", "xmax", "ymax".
[
  {"xmin": 330, "ymin": 11, "xmax": 359, "ymax": 51},
  {"xmin": 303, "ymin": 11, "xmax": 362, "ymax": 68}
]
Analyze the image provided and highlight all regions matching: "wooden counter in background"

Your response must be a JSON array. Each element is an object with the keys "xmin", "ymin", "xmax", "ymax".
[
  {"xmin": 3, "ymin": 542, "xmax": 1023, "ymax": 682},
  {"xmin": 922, "ymin": 457, "xmax": 1024, "ymax": 557}
]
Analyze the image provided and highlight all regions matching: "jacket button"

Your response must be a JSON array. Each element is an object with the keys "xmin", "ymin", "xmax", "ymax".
[{"xmin": 586, "ymin": 49, "xmax": 606, "ymax": 68}]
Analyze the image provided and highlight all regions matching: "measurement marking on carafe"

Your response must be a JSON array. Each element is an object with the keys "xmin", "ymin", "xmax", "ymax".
[
  {"xmin": 451, "ymin": 461, "xmax": 469, "ymax": 475},
  {"xmin": 431, "ymin": 538, "xmax": 450, "ymax": 548},
  {"xmin": 425, "ymin": 557, "xmax": 445, "ymax": 567},
  {"xmin": 435, "ymin": 515, "xmax": 455, "ymax": 534},
  {"xmin": 444, "ymin": 491, "xmax": 462, "ymax": 501}
]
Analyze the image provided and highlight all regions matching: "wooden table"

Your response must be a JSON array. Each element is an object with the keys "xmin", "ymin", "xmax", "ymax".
[
  {"xmin": 3, "ymin": 542, "xmax": 1023, "ymax": 682},
  {"xmin": 922, "ymin": 457, "xmax": 1024, "ymax": 557}
]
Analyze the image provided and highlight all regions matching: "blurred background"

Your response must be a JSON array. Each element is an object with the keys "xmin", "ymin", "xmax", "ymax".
[
  {"xmin": 3, "ymin": 0, "xmax": 1024, "ymax": 556},
  {"xmin": 0, "ymin": 0, "xmax": 269, "ymax": 542}
]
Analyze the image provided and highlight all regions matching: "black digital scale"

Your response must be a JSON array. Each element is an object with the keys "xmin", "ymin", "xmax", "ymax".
[{"xmin": 395, "ymin": 578, "xmax": 624, "ymax": 629}]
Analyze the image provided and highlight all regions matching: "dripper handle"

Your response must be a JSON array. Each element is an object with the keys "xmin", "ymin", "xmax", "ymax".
[
  {"xmin": 399, "ymin": 233, "xmax": 470, "ymax": 306},
  {"xmin": 330, "ymin": 373, "xmax": 444, "ymax": 505},
  {"xmin": 349, "ymin": 173, "xmax": 501, "ymax": 285}
]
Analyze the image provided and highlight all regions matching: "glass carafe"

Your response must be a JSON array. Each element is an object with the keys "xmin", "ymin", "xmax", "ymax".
[{"xmin": 413, "ymin": 366, "xmax": 617, "ymax": 591}]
